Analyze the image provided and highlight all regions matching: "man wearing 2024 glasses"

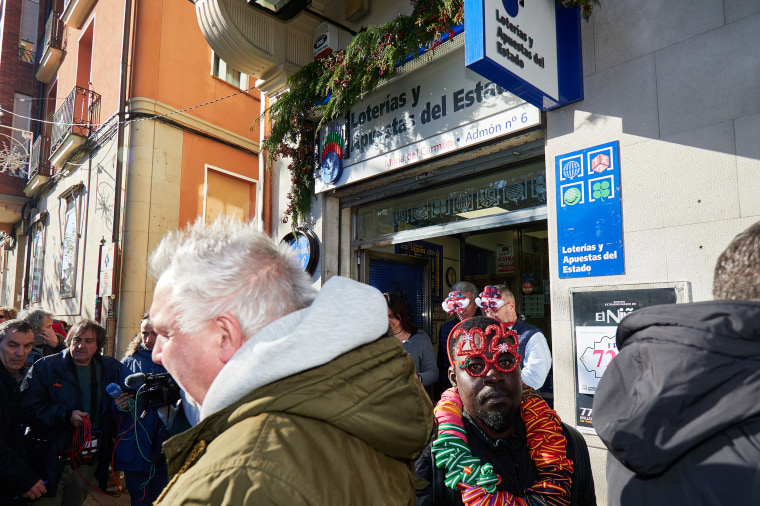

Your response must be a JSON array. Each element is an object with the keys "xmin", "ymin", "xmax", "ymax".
[{"xmin": 417, "ymin": 316, "xmax": 596, "ymax": 506}]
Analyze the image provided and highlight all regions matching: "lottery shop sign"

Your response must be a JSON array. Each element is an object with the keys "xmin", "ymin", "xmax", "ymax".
[{"xmin": 555, "ymin": 141, "xmax": 624, "ymax": 278}]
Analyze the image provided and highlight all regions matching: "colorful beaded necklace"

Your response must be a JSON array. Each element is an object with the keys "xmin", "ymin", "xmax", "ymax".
[{"xmin": 432, "ymin": 387, "xmax": 574, "ymax": 506}]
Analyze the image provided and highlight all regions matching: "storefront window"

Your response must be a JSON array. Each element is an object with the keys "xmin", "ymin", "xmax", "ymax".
[{"xmin": 355, "ymin": 161, "xmax": 546, "ymax": 241}]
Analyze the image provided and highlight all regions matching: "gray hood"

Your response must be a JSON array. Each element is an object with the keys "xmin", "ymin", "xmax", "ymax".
[{"xmin": 201, "ymin": 276, "xmax": 388, "ymax": 420}]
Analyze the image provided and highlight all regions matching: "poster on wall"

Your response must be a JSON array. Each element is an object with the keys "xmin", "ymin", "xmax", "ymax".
[
  {"xmin": 555, "ymin": 140, "xmax": 624, "ymax": 278},
  {"xmin": 571, "ymin": 284, "xmax": 690, "ymax": 434},
  {"xmin": 496, "ymin": 245, "xmax": 515, "ymax": 273}
]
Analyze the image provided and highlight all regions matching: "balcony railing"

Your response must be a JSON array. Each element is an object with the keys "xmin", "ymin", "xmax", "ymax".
[
  {"xmin": 18, "ymin": 45, "xmax": 35, "ymax": 63},
  {"xmin": 51, "ymin": 86, "xmax": 101, "ymax": 154},
  {"xmin": 41, "ymin": 11, "xmax": 64, "ymax": 60},
  {"xmin": 35, "ymin": 11, "xmax": 65, "ymax": 83},
  {"xmin": 28, "ymin": 136, "xmax": 51, "ymax": 180}
]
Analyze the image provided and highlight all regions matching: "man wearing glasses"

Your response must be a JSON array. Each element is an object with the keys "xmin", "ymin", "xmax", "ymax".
[
  {"xmin": 475, "ymin": 285, "xmax": 551, "ymax": 391},
  {"xmin": 418, "ymin": 316, "xmax": 595, "ymax": 505}
]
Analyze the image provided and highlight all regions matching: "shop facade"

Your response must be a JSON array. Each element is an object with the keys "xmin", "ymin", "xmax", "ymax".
[{"xmin": 260, "ymin": 3, "xmax": 760, "ymax": 501}]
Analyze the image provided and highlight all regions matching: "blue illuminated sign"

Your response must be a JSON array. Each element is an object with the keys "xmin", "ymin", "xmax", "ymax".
[
  {"xmin": 464, "ymin": 0, "xmax": 583, "ymax": 111},
  {"xmin": 555, "ymin": 141, "xmax": 624, "ymax": 278}
]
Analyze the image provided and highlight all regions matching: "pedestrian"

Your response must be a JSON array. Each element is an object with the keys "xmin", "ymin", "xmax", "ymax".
[
  {"xmin": 20, "ymin": 320, "xmax": 128, "ymax": 505},
  {"xmin": 147, "ymin": 218, "xmax": 433, "ymax": 505},
  {"xmin": 475, "ymin": 284, "xmax": 552, "ymax": 390},
  {"xmin": 435, "ymin": 282, "xmax": 479, "ymax": 399},
  {"xmin": 594, "ymin": 221, "xmax": 760, "ymax": 505},
  {"xmin": 113, "ymin": 313, "xmax": 171, "ymax": 505},
  {"xmin": 384, "ymin": 292, "xmax": 438, "ymax": 387},
  {"xmin": 0, "ymin": 319, "xmax": 47, "ymax": 503},
  {"xmin": 418, "ymin": 315, "xmax": 596, "ymax": 505}
]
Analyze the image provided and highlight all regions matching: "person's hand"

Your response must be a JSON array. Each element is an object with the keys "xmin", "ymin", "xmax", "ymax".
[
  {"xmin": 70, "ymin": 410, "xmax": 89, "ymax": 427},
  {"xmin": 114, "ymin": 391, "xmax": 133, "ymax": 410},
  {"xmin": 22, "ymin": 479, "xmax": 47, "ymax": 499},
  {"xmin": 36, "ymin": 328, "xmax": 59, "ymax": 347}
]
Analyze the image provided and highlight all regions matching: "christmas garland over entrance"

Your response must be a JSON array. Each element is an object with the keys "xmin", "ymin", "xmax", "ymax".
[
  {"xmin": 432, "ymin": 386, "xmax": 574, "ymax": 505},
  {"xmin": 261, "ymin": 0, "xmax": 600, "ymax": 226}
]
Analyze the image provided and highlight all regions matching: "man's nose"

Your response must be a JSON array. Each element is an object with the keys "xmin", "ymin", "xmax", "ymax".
[
  {"xmin": 482, "ymin": 364, "xmax": 505, "ymax": 383},
  {"xmin": 152, "ymin": 337, "xmax": 164, "ymax": 364}
]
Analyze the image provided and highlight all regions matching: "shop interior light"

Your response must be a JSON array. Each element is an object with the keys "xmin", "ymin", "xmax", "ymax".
[{"xmin": 455, "ymin": 207, "xmax": 509, "ymax": 219}]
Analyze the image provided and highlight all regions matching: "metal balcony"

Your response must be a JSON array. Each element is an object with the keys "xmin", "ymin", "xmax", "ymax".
[
  {"xmin": 50, "ymin": 86, "xmax": 101, "ymax": 168},
  {"xmin": 25, "ymin": 136, "xmax": 52, "ymax": 196},
  {"xmin": 18, "ymin": 45, "xmax": 36, "ymax": 63},
  {"xmin": 35, "ymin": 11, "xmax": 65, "ymax": 83},
  {"xmin": 28, "ymin": 136, "xmax": 51, "ymax": 180}
]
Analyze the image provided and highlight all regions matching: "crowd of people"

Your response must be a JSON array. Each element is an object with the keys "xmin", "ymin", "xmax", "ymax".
[{"xmin": 0, "ymin": 217, "xmax": 757, "ymax": 505}]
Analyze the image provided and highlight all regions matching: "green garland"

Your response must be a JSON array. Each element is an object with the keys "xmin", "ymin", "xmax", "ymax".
[{"xmin": 262, "ymin": 0, "xmax": 599, "ymax": 226}]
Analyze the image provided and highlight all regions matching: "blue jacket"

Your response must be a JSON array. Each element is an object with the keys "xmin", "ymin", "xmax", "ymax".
[
  {"xmin": 114, "ymin": 347, "xmax": 170, "ymax": 473},
  {"xmin": 20, "ymin": 350, "xmax": 122, "ymax": 496}
]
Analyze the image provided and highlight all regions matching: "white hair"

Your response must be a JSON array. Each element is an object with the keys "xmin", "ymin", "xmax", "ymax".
[{"xmin": 149, "ymin": 218, "xmax": 317, "ymax": 339}]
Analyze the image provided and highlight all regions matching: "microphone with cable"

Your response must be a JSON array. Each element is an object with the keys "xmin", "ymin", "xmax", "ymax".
[
  {"xmin": 125, "ymin": 372, "xmax": 147, "ymax": 389},
  {"xmin": 106, "ymin": 383, "xmax": 123, "ymax": 399}
]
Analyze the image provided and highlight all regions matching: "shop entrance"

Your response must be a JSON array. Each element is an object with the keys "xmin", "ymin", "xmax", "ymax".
[{"xmin": 360, "ymin": 220, "xmax": 550, "ymax": 350}]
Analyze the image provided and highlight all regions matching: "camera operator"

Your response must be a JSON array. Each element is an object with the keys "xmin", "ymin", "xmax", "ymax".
[
  {"xmin": 114, "ymin": 313, "xmax": 187, "ymax": 505},
  {"xmin": 20, "ymin": 319, "xmax": 126, "ymax": 505}
]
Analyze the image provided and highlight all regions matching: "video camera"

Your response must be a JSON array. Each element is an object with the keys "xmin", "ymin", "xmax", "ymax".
[{"xmin": 124, "ymin": 372, "xmax": 181, "ymax": 412}]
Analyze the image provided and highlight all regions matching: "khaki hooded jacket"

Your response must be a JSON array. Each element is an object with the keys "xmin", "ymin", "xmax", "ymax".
[{"xmin": 155, "ymin": 278, "xmax": 434, "ymax": 505}]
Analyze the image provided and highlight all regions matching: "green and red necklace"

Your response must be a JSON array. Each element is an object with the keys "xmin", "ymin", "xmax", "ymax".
[{"xmin": 431, "ymin": 386, "xmax": 574, "ymax": 506}]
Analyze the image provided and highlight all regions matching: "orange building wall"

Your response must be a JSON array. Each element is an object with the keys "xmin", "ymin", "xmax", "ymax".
[
  {"xmin": 51, "ymin": 1, "xmax": 126, "ymax": 122},
  {"xmin": 178, "ymin": 132, "xmax": 259, "ymax": 228},
  {"xmin": 130, "ymin": 0, "xmax": 261, "ymax": 141}
]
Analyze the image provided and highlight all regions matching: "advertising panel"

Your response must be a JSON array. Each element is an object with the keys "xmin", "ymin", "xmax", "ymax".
[
  {"xmin": 555, "ymin": 141, "xmax": 624, "ymax": 278},
  {"xmin": 571, "ymin": 284, "xmax": 691, "ymax": 433}
]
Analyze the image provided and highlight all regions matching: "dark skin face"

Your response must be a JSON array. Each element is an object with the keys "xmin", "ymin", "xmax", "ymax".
[{"xmin": 449, "ymin": 326, "xmax": 523, "ymax": 439}]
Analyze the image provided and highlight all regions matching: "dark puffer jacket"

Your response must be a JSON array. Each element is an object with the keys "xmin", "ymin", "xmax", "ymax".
[
  {"xmin": 594, "ymin": 300, "xmax": 760, "ymax": 506},
  {"xmin": 20, "ymin": 350, "xmax": 123, "ymax": 496}
]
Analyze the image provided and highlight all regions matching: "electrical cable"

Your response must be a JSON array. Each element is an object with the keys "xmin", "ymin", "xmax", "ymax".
[{"xmin": 0, "ymin": 84, "xmax": 256, "ymax": 131}]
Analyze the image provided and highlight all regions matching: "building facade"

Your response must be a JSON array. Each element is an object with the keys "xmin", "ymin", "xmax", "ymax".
[
  {"xmin": 199, "ymin": 0, "xmax": 760, "ymax": 502},
  {"xmin": 0, "ymin": 0, "xmax": 262, "ymax": 357}
]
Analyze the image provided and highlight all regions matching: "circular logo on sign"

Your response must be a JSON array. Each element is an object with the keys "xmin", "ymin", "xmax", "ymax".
[
  {"xmin": 320, "ymin": 151, "xmax": 342, "ymax": 184},
  {"xmin": 562, "ymin": 160, "xmax": 581, "ymax": 180},
  {"xmin": 522, "ymin": 282, "xmax": 533, "ymax": 294},
  {"xmin": 564, "ymin": 187, "xmax": 581, "ymax": 206},
  {"xmin": 502, "ymin": 0, "xmax": 519, "ymax": 17}
]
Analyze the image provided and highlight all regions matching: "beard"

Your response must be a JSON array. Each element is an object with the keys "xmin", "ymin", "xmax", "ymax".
[{"xmin": 473, "ymin": 394, "xmax": 520, "ymax": 434}]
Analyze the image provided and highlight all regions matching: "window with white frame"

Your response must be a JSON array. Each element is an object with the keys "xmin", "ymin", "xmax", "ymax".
[
  {"xmin": 212, "ymin": 53, "xmax": 250, "ymax": 90},
  {"xmin": 19, "ymin": 0, "xmax": 39, "ymax": 62},
  {"xmin": 29, "ymin": 219, "xmax": 46, "ymax": 304},
  {"xmin": 60, "ymin": 189, "xmax": 82, "ymax": 298}
]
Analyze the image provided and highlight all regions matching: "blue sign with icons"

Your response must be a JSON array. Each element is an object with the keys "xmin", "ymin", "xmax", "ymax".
[{"xmin": 555, "ymin": 141, "xmax": 624, "ymax": 278}]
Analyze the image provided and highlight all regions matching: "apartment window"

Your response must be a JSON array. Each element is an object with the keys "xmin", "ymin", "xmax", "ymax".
[
  {"xmin": 60, "ymin": 189, "xmax": 81, "ymax": 298},
  {"xmin": 9, "ymin": 94, "xmax": 32, "ymax": 177},
  {"xmin": 29, "ymin": 220, "xmax": 46, "ymax": 304},
  {"xmin": 212, "ymin": 54, "xmax": 249, "ymax": 90},
  {"xmin": 204, "ymin": 167, "xmax": 257, "ymax": 223},
  {"xmin": 19, "ymin": 0, "xmax": 39, "ymax": 62}
]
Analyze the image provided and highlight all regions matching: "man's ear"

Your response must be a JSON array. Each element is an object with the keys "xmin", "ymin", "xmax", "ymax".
[
  {"xmin": 215, "ymin": 313, "xmax": 244, "ymax": 364},
  {"xmin": 448, "ymin": 365, "xmax": 458, "ymax": 389}
]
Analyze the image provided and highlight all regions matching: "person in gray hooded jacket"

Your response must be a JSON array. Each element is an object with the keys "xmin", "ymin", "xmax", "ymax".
[{"xmin": 594, "ymin": 221, "xmax": 760, "ymax": 506}]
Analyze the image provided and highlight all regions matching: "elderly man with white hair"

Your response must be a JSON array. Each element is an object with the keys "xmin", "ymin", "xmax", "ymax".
[{"xmin": 149, "ymin": 219, "xmax": 433, "ymax": 505}]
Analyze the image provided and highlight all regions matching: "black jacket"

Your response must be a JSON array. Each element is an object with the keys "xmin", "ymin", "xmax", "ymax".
[
  {"xmin": 418, "ymin": 411, "xmax": 596, "ymax": 505},
  {"xmin": 594, "ymin": 300, "xmax": 760, "ymax": 506},
  {"xmin": 20, "ymin": 350, "xmax": 123, "ymax": 496},
  {"xmin": 0, "ymin": 366, "xmax": 40, "ymax": 503}
]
